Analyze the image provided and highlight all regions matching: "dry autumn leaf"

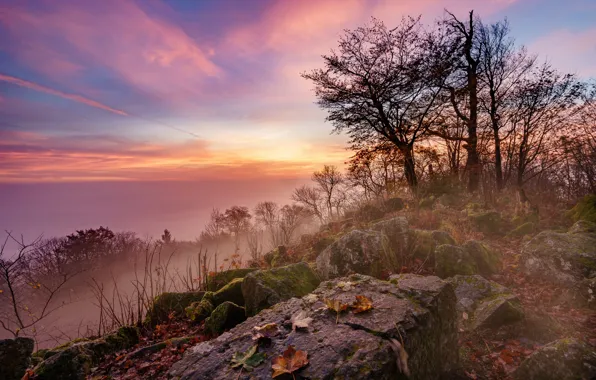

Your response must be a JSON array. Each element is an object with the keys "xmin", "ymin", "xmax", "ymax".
[
  {"xmin": 271, "ymin": 345, "xmax": 309, "ymax": 379},
  {"xmin": 351, "ymin": 295, "xmax": 373, "ymax": 313},
  {"xmin": 252, "ymin": 322, "xmax": 280, "ymax": 340},
  {"xmin": 291, "ymin": 311, "xmax": 313, "ymax": 332},
  {"xmin": 324, "ymin": 298, "xmax": 349, "ymax": 324},
  {"xmin": 230, "ymin": 344, "xmax": 265, "ymax": 372}
]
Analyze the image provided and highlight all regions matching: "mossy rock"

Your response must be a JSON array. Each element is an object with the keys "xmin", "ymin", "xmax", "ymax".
[
  {"xmin": 407, "ymin": 229, "xmax": 455, "ymax": 262},
  {"xmin": 567, "ymin": 194, "xmax": 596, "ymax": 224},
  {"xmin": 513, "ymin": 338, "xmax": 596, "ymax": 380},
  {"xmin": 185, "ymin": 292, "xmax": 215, "ymax": 323},
  {"xmin": 568, "ymin": 220, "xmax": 596, "ymax": 234},
  {"xmin": 213, "ymin": 277, "xmax": 244, "ymax": 306},
  {"xmin": 204, "ymin": 302, "xmax": 246, "ymax": 335},
  {"xmin": 468, "ymin": 210, "xmax": 504, "ymax": 235},
  {"xmin": 0, "ymin": 337, "xmax": 34, "ymax": 380},
  {"xmin": 355, "ymin": 204, "xmax": 384, "ymax": 222},
  {"xmin": 419, "ymin": 195, "xmax": 436, "ymax": 209},
  {"xmin": 104, "ymin": 326, "xmax": 140, "ymax": 351},
  {"xmin": 370, "ymin": 216, "xmax": 409, "ymax": 259},
  {"xmin": 509, "ymin": 222, "xmax": 535, "ymax": 237},
  {"xmin": 434, "ymin": 244, "xmax": 477, "ymax": 278},
  {"xmin": 242, "ymin": 262, "xmax": 320, "ymax": 316},
  {"xmin": 144, "ymin": 291, "xmax": 205, "ymax": 326},
  {"xmin": 33, "ymin": 344, "xmax": 93, "ymax": 380},
  {"xmin": 312, "ymin": 236, "xmax": 336, "ymax": 257},
  {"xmin": 462, "ymin": 240, "xmax": 501, "ymax": 276},
  {"xmin": 447, "ymin": 275, "xmax": 524, "ymax": 332},
  {"xmin": 206, "ymin": 268, "xmax": 257, "ymax": 291}
]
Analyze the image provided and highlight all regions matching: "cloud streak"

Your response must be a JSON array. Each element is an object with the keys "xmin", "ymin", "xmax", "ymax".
[{"xmin": 0, "ymin": 73, "xmax": 128, "ymax": 116}]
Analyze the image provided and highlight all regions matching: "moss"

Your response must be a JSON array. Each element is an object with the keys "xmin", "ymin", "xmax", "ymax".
[
  {"xmin": 185, "ymin": 294, "xmax": 214, "ymax": 323},
  {"xmin": 204, "ymin": 302, "xmax": 246, "ymax": 335},
  {"xmin": 206, "ymin": 268, "xmax": 257, "ymax": 291},
  {"xmin": 509, "ymin": 222, "xmax": 535, "ymax": 237},
  {"xmin": 468, "ymin": 210, "xmax": 503, "ymax": 235},
  {"xmin": 567, "ymin": 194, "xmax": 596, "ymax": 224},
  {"xmin": 103, "ymin": 326, "xmax": 139, "ymax": 351},
  {"xmin": 53, "ymin": 337, "xmax": 90, "ymax": 351},
  {"xmin": 33, "ymin": 345, "xmax": 93, "ymax": 380},
  {"xmin": 213, "ymin": 277, "xmax": 244, "ymax": 306},
  {"xmin": 144, "ymin": 290, "xmax": 205, "ymax": 326},
  {"xmin": 419, "ymin": 196, "xmax": 436, "ymax": 209},
  {"xmin": 434, "ymin": 244, "xmax": 477, "ymax": 278},
  {"xmin": 463, "ymin": 240, "xmax": 501, "ymax": 276}
]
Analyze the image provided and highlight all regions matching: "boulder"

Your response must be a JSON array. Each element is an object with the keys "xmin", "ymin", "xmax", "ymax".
[
  {"xmin": 434, "ymin": 244, "xmax": 477, "ymax": 278},
  {"xmin": 170, "ymin": 274, "xmax": 458, "ymax": 380},
  {"xmin": 144, "ymin": 290, "xmax": 205, "ymax": 326},
  {"xmin": 204, "ymin": 302, "xmax": 246, "ymax": 335},
  {"xmin": 462, "ymin": 240, "xmax": 501, "ymax": 276},
  {"xmin": 520, "ymin": 222, "xmax": 596, "ymax": 284},
  {"xmin": 33, "ymin": 344, "xmax": 93, "ymax": 380},
  {"xmin": 356, "ymin": 204, "xmax": 385, "ymax": 222},
  {"xmin": 407, "ymin": 229, "xmax": 455, "ymax": 262},
  {"xmin": 0, "ymin": 337, "xmax": 34, "ymax": 380},
  {"xmin": 206, "ymin": 268, "xmax": 257, "ymax": 292},
  {"xmin": 569, "ymin": 220, "xmax": 596, "ymax": 234},
  {"xmin": 513, "ymin": 338, "xmax": 596, "ymax": 380},
  {"xmin": 370, "ymin": 216, "xmax": 409, "ymax": 258},
  {"xmin": 446, "ymin": 275, "xmax": 524, "ymax": 331},
  {"xmin": 567, "ymin": 194, "xmax": 596, "ymax": 224},
  {"xmin": 316, "ymin": 230, "xmax": 395, "ymax": 280},
  {"xmin": 468, "ymin": 210, "xmax": 503, "ymax": 235},
  {"xmin": 242, "ymin": 262, "xmax": 320, "ymax": 316},
  {"xmin": 213, "ymin": 277, "xmax": 244, "ymax": 306}
]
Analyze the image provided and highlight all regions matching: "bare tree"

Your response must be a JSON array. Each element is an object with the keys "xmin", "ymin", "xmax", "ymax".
[
  {"xmin": 279, "ymin": 205, "xmax": 312, "ymax": 245},
  {"xmin": 223, "ymin": 206, "xmax": 252, "ymax": 252},
  {"xmin": 292, "ymin": 185, "xmax": 325, "ymax": 224},
  {"xmin": 254, "ymin": 201, "xmax": 282, "ymax": 247},
  {"xmin": 0, "ymin": 232, "xmax": 77, "ymax": 338},
  {"xmin": 477, "ymin": 19, "xmax": 536, "ymax": 190},
  {"xmin": 303, "ymin": 17, "xmax": 449, "ymax": 192},
  {"xmin": 347, "ymin": 142, "xmax": 403, "ymax": 200},
  {"xmin": 312, "ymin": 165, "xmax": 345, "ymax": 220}
]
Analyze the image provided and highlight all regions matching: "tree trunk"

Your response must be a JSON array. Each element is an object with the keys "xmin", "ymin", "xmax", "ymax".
[
  {"xmin": 492, "ymin": 120, "xmax": 504, "ymax": 191},
  {"xmin": 400, "ymin": 145, "xmax": 418, "ymax": 192},
  {"xmin": 466, "ymin": 66, "xmax": 480, "ymax": 193}
]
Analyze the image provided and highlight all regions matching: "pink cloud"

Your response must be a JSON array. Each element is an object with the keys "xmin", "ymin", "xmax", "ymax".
[
  {"xmin": 0, "ymin": 0, "xmax": 221, "ymax": 105},
  {"xmin": 0, "ymin": 73, "xmax": 128, "ymax": 116},
  {"xmin": 530, "ymin": 28, "xmax": 596, "ymax": 77}
]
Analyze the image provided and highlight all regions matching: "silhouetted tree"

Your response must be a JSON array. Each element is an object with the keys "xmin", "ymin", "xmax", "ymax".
[
  {"xmin": 161, "ymin": 229, "xmax": 172, "ymax": 244},
  {"xmin": 312, "ymin": 165, "xmax": 345, "ymax": 220},
  {"xmin": 223, "ymin": 206, "xmax": 252, "ymax": 252}
]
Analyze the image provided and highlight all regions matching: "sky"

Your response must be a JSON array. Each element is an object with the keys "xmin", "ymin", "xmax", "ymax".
[{"xmin": 1, "ymin": 0, "xmax": 595, "ymax": 240}]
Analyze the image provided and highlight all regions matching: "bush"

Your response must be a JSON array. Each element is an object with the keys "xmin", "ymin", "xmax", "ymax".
[{"xmin": 567, "ymin": 194, "xmax": 596, "ymax": 224}]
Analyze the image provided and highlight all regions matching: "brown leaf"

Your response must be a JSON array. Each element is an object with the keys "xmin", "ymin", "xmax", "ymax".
[
  {"xmin": 291, "ymin": 311, "xmax": 313, "ymax": 332},
  {"xmin": 324, "ymin": 298, "xmax": 349, "ymax": 323},
  {"xmin": 351, "ymin": 295, "xmax": 373, "ymax": 314},
  {"xmin": 253, "ymin": 323, "xmax": 280, "ymax": 340},
  {"xmin": 271, "ymin": 345, "xmax": 309, "ymax": 378}
]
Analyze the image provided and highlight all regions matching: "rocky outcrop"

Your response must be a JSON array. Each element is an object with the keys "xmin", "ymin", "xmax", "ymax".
[
  {"xmin": 446, "ymin": 275, "xmax": 524, "ymax": 331},
  {"xmin": 316, "ymin": 229, "xmax": 394, "ymax": 280},
  {"xmin": 0, "ymin": 337, "xmax": 34, "ymax": 380},
  {"xmin": 513, "ymin": 338, "xmax": 596, "ymax": 380},
  {"xmin": 521, "ymin": 221, "xmax": 596, "ymax": 285},
  {"xmin": 170, "ymin": 274, "xmax": 458, "ymax": 380},
  {"xmin": 242, "ymin": 262, "xmax": 320, "ymax": 316}
]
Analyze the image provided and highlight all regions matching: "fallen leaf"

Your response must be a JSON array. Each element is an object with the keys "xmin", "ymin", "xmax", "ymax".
[
  {"xmin": 388, "ymin": 338, "xmax": 410, "ymax": 377},
  {"xmin": 324, "ymin": 298, "xmax": 349, "ymax": 323},
  {"xmin": 462, "ymin": 311, "xmax": 469, "ymax": 320},
  {"xmin": 271, "ymin": 345, "xmax": 309, "ymax": 378},
  {"xmin": 253, "ymin": 323, "xmax": 280, "ymax": 340},
  {"xmin": 230, "ymin": 345, "xmax": 265, "ymax": 372},
  {"xmin": 291, "ymin": 311, "xmax": 313, "ymax": 332},
  {"xmin": 351, "ymin": 295, "xmax": 373, "ymax": 314}
]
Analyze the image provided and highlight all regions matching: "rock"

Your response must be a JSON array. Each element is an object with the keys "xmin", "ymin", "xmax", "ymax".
[
  {"xmin": 384, "ymin": 197, "xmax": 405, "ymax": 212},
  {"xmin": 185, "ymin": 292, "xmax": 215, "ymax": 323},
  {"xmin": 408, "ymin": 229, "xmax": 455, "ymax": 262},
  {"xmin": 356, "ymin": 204, "xmax": 385, "ymax": 222},
  {"xmin": 513, "ymin": 338, "xmax": 596, "ymax": 380},
  {"xmin": 509, "ymin": 222, "xmax": 535, "ymax": 237},
  {"xmin": 0, "ymin": 337, "xmax": 34, "ymax": 380},
  {"xmin": 521, "ymin": 222, "xmax": 596, "ymax": 284},
  {"xmin": 170, "ymin": 274, "xmax": 458, "ymax": 380},
  {"xmin": 571, "ymin": 277, "xmax": 596, "ymax": 309},
  {"xmin": 468, "ymin": 210, "xmax": 503, "ymax": 235},
  {"xmin": 204, "ymin": 302, "xmax": 246, "ymax": 335},
  {"xmin": 213, "ymin": 277, "xmax": 244, "ymax": 306},
  {"xmin": 434, "ymin": 244, "xmax": 477, "ymax": 278},
  {"xmin": 446, "ymin": 275, "xmax": 524, "ymax": 331},
  {"xmin": 370, "ymin": 216, "xmax": 409, "ymax": 258},
  {"xmin": 462, "ymin": 240, "xmax": 501, "ymax": 276},
  {"xmin": 419, "ymin": 195, "xmax": 436, "ymax": 209},
  {"xmin": 316, "ymin": 230, "xmax": 395, "ymax": 280},
  {"xmin": 242, "ymin": 262, "xmax": 320, "ymax": 316},
  {"xmin": 206, "ymin": 268, "xmax": 257, "ymax": 292},
  {"xmin": 33, "ymin": 344, "xmax": 93, "ymax": 380},
  {"xmin": 144, "ymin": 290, "xmax": 205, "ymax": 326}
]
